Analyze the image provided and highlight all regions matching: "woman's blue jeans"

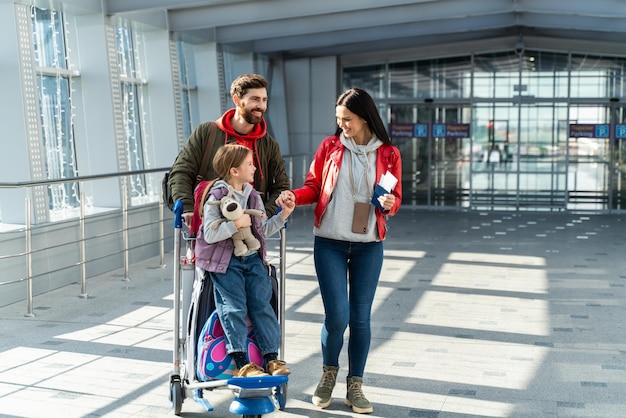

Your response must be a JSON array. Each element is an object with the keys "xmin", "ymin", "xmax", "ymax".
[
  {"xmin": 210, "ymin": 252, "xmax": 279, "ymax": 357},
  {"xmin": 313, "ymin": 236, "xmax": 383, "ymax": 377}
]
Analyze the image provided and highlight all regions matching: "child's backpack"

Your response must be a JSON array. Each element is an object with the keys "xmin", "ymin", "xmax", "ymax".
[
  {"xmin": 189, "ymin": 178, "xmax": 218, "ymax": 238},
  {"xmin": 162, "ymin": 122, "xmax": 217, "ymax": 211},
  {"xmin": 196, "ymin": 310, "xmax": 263, "ymax": 381}
]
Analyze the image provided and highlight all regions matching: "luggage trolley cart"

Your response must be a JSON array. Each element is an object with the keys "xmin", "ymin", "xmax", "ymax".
[{"xmin": 169, "ymin": 200, "xmax": 288, "ymax": 417}]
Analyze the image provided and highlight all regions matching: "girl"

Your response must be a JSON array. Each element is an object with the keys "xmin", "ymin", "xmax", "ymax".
[{"xmin": 195, "ymin": 143, "xmax": 293, "ymax": 377}]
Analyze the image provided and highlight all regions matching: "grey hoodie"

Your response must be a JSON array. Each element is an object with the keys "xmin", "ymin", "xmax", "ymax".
[
  {"xmin": 314, "ymin": 133, "xmax": 383, "ymax": 242},
  {"xmin": 202, "ymin": 179, "xmax": 286, "ymax": 250}
]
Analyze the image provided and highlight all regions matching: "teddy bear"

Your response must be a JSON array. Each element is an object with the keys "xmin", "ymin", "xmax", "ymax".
[{"xmin": 206, "ymin": 186, "xmax": 266, "ymax": 256}]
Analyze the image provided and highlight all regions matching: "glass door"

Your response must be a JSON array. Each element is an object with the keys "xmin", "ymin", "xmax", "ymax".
[
  {"xmin": 391, "ymin": 101, "xmax": 619, "ymax": 212},
  {"xmin": 471, "ymin": 103, "xmax": 570, "ymax": 211},
  {"xmin": 389, "ymin": 104, "xmax": 430, "ymax": 206},
  {"xmin": 389, "ymin": 103, "xmax": 471, "ymax": 208},
  {"xmin": 567, "ymin": 104, "xmax": 614, "ymax": 211},
  {"xmin": 613, "ymin": 105, "xmax": 626, "ymax": 210}
]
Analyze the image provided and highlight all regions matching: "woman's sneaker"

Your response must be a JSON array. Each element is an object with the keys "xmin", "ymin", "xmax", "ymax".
[
  {"xmin": 345, "ymin": 376, "xmax": 373, "ymax": 414},
  {"xmin": 234, "ymin": 363, "xmax": 268, "ymax": 377},
  {"xmin": 312, "ymin": 365, "xmax": 338, "ymax": 408}
]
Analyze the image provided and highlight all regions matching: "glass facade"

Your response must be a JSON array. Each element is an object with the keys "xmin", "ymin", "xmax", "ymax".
[
  {"xmin": 177, "ymin": 40, "xmax": 197, "ymax": 140},
  {"xmin": 344, "ymin": 51, "xmax": 626, "ymax": 212},
  {"xmin": 116, "ymin": 24, "xmax": 149, "ymax": 202},
  {"xmin": 32, "ymin": 6, "xmax": 80, "ymax": 213}
]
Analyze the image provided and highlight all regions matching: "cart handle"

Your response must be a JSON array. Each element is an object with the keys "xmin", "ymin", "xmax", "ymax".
[{"xmin": 173, "ymin": 199, "xmax": 184, "ymax": 228}]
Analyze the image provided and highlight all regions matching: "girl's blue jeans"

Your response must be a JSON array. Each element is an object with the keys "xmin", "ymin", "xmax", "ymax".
[
  {"xmin": 313, "ymin": 236, "xmax": 383, "ymax": 377},
  {"xmin": 210, "ymin": 252, "xmax": 279, "ymax": 357}
]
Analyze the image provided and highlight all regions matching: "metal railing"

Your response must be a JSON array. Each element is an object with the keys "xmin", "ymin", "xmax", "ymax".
[
  {"xmin": 0, "ymin": 167, "xmax": 171, "ymax": 316},
  {"xmin": 0, "ymin": 153, "xmax": 312, "ymax": 316}
]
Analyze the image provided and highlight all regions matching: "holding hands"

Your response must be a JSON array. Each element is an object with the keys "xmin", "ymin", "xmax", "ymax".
[
  {"xmin": 277, "ymin": 189, "xmax": 394, "ymax": 213},
  {"xmin": 277, "ymin": 190, "xmax": 296, "ymax": 220}
]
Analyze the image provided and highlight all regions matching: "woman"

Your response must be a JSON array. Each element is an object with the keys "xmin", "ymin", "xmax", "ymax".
[{"xmin": 278, "ymin": 88, "xmax": 402, "ymax": 414}]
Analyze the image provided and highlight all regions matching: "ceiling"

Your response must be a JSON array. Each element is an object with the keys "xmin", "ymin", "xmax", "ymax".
[{"xmin": 102, "ymin": 0, "xmax": 626, "ymax": 59}]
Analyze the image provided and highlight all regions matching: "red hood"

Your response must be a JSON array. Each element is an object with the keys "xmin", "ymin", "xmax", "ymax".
[
  {"xmin": 215, "ymin": 108, "xmax": 267, "ymax": 148},
  {"xmin": 215, "ymin": 108, "xmax": 268, "ymax": 181}
]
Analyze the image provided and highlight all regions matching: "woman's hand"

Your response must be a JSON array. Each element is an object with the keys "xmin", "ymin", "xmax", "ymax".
[
  {"xmin": 276, "ymin": 190, "xmax": 296, "ymax": 208},
  {"xmin": 276, "ymin": 190, "xmax": 296, "ymax": 220},
  {"xmin": 377, "ymin": 193, "xmax": 395, "ymax": 211}
]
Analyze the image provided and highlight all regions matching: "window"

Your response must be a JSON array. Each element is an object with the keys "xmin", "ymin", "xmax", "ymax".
[
  {"xmin": 31, "ymin": 6, "xmax": 79, "ymax": 215},
  {"xmin": 342, "ymin": 64, "xmax": 386, "ymax": 99},
  {"xmin": 570, "ymin": 54, "xmax": 626, "ymax": 99},
  {"xmin": 116, "ymin": 24, "xmax": 149, "ymax": 202},
  {"xmin": 177, "ymin": 40, "xmax": 197, "ymax": 139}
]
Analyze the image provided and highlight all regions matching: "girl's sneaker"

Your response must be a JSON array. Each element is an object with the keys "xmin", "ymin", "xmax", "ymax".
[
  {"xmin": 235, "ymin": 363, "xmax": 268, "ymax": 377},
  {"xmin": 267, "ymin": 359, "xmax": 291, "ymax": 376}
]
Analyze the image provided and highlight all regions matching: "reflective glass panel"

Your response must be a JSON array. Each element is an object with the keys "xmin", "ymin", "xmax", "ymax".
[
  {"xmin": 32, "ymin": 6, "xmax": 79, "ymax": 212},
  {"xmin": 344, "ymin": 49, "xmax": 626, "ymax": 212},
  {"xmin": 32, "ymin": 8, "xmax": 66, "ymax": 69},
  {"xmin": 342, "ymin": 64, "xmax": 385, "ymax": 99},
  {"xmin": 570, "ymin": 55, "xmax": 626, "ymax": 99}
]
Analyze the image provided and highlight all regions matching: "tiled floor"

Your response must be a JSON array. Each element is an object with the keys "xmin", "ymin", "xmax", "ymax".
[{"xmin": 0, "ymin": 209, "xmax": 625, "ymax": 418}]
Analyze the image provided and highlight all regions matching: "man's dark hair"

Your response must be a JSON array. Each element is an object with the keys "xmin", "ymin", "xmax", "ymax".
[{"xmin": 230, "ymin": 74, "xmax": 269, "ymax": 99}]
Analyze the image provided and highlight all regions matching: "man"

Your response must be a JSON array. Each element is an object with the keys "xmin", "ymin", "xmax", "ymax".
[{"xmin": 168, "ymin": 74, "xmax": 290, "ymax": 225}]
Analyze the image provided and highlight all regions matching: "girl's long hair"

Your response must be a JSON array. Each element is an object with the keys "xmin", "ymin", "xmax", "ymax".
[{"xmin": 212, "ymin": 143, "xmax": 252, "ymax": 180}]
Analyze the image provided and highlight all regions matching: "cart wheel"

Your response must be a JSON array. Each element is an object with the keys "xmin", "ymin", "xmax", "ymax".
[
  {"xmin": 170, "ymin": 380, "xmax": 183, "ymax": 415},
  {"xmin": 276, "ymin": 382, "xmax": 288, "ymax": 410}
]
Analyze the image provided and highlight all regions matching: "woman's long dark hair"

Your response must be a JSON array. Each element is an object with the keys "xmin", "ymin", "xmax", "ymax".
[{"xmin": 334, "ymin": 87, "xmax": 392, "ymax": 144}]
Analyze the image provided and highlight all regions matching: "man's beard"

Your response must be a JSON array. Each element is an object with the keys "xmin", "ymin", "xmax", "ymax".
[{"xmin": 241, "ymin": 105, "xmax": 263, "ymax": 125}]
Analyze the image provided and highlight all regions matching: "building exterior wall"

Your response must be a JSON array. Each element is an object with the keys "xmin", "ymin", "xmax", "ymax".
[{"xmin": 2, "ymin": 1, "xmax": 625, "ymax": 306}]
